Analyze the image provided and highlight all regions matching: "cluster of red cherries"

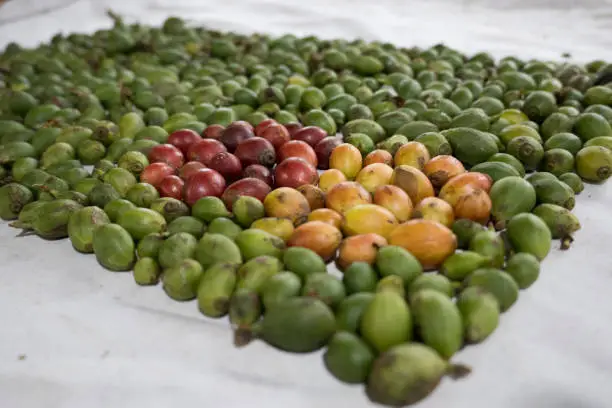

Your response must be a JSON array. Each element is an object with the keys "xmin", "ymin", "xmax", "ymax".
[{"xmin": 140, "ymin": 120, "xmax": 340, "ymax": 209}]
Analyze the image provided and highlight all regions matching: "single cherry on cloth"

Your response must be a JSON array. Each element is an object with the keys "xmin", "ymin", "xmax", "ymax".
[
  {"xmin": 292, "ymin": 126, "xmax": 327, "ymax": 147},
  {"xmin": 202, "ymin": 124, "xmax": 225, "ymax": 140},
  {"xmin": 183, "ymin": 168, "xmax": 226, "ymax": 206},
  {"xmin": 179, "ymin": 161, "xmax": 207, "ymax": 181},
  {"xmin": 260, "ymin": 123, "xmax": 290, "ymax": 150},
  {"xmin": 187, "ymin": 139, "xmax": 227, "ymax": 166},
  {"xmin": 235, "ymin": 137, "xmax": 276, "ymax": 167},
  {"xmin": 140, "ymin": 162, "xmax": 176, "ymax": 187},
  {"xmin": 243, "ymin": 164, "xmax": 274, "ymax": 186},
  {"xmin": 158, "ymin": 175, "xmax": 184, "ymax": 200},
  {"xmin": 314, "ymin": 136, "xmax": 342, "ymax": 170},
  {"xmin": 208, "ymin": 151, "xmax": 243, "ymax": 182},
  {"xmin": 221, "ymin": 177, "xmax": 272, "ymax": 211},
  {"xmin": 274, "ymin": 157, "xmax": 319, "ymax": 189},
  {"xmin": 277, "ymin": 140, "xmax": 318, "ymax": 167},
  {"xmin": 254, "ymin": 118, "xmax": 277, "ymax": 136},
  {"xmin": 219, "ymin": 122, "xmax": 255, "ymax": 152},
  {"xmin": 148, "ymin": 144, "xmax": 185, "ymax": 169},
  {"xmin": 168, "ymin": 129, "xmax": 201, "ymax": 156}
]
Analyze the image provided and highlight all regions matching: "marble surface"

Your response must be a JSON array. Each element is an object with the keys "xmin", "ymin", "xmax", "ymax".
[{"xmin": 1, "ymin": 1, "xmax": 612, "ymax": 407}]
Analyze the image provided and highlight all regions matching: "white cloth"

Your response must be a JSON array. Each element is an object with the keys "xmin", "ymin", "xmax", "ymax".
[{"xmin": 1, "ymin": 1, "xmax": 612, "ymax": 407}]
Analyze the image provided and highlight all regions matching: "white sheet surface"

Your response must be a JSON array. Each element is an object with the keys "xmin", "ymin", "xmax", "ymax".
[{"xmin": 1, "ymin": 1, "xmax": 612, "ymax": 407}]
